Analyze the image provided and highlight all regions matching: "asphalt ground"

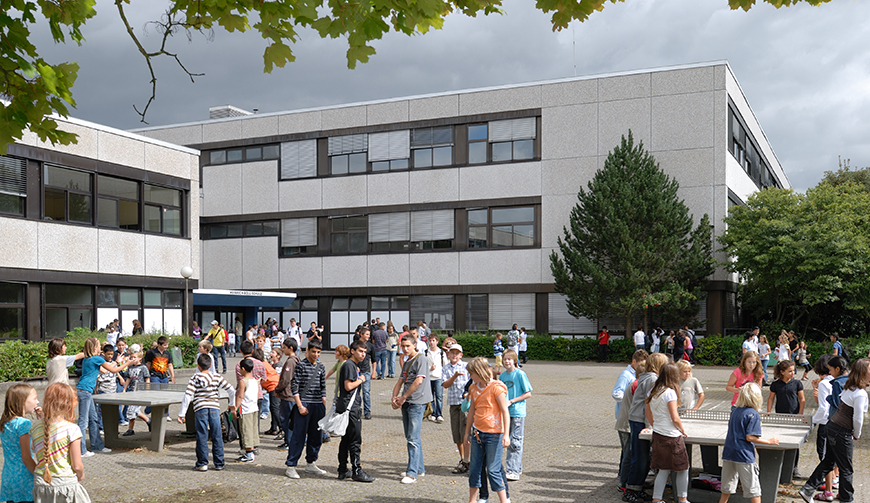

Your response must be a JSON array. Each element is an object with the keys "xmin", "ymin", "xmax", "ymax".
[{"xmin": 1, "ymin": 355, "xmax": 867, "ymax": 503}]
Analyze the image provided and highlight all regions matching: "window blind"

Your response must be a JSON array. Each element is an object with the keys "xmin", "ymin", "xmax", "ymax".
[
  {"xmin": 0, "ymin": 155, "xmax": 26, "ymax": 196},
  {"xmin": 368, "ymin": 130, "xmax": 410, "ymax": 162},
  {"xmin": 280, "ymin": 140, "xmax": 317, "ymax": 179},
  {"xmin": 328, "ymin": 134, "xmax": 368, "ymax": 155},
  {"xmin": 488, "ymin": 117, "xmax": 537, "ymax": 142},
  {"xmin": 281, "ymin": 217, "xmax": 317, "ymax": 247},
  {"xmin": 548, "ymin": 293, "xmax": 595, "ymax": 334},
  {"xmin": 489, "ymin": 293, "xmax": 535, "ymax": 331},
  {"xmin": 368, "ymin": 212, "xmax": 410, "ymax": 242},
  {"xmin": 410, "ymin": 210, "xmax": 454, "ymax": 241}
]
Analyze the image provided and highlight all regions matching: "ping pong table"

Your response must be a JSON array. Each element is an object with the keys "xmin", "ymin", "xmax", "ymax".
[
  {"xmin": 639, "ymin": 408, "xmax": 813, "ymax": 503},
  {"xmin": 92, "ymin": 383, "xmax": 229, "ymax": 452}
]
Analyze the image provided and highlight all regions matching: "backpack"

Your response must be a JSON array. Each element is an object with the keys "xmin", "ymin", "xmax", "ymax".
[
  {"xmin": 826, "ymin": 374, "xmax": 849, "ymax": 419},
  {"xmin": 507, "ymin": 331, "xmax": 518, "ymax": 348},
  {"xmin": 261, "ymin": 361, "xmax": 280, "ymax": 392}
]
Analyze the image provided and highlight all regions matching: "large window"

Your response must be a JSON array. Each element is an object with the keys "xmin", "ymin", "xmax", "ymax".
[
  {"xmin": 369, "ymin": 130, "xmax": 410, "ymax": 172},
  {"xmin": 467, "ymin": 124, "xmax": 488, "ymax": 164},
  {"xmin": 45, "ymin": 284, "xmax": 93, "ymax": 337},
  {"xmin": 467, "ymin": 118, "xmax": 536, "ymax": 164},
  {"xmin": 97, "ymin": 175, "xmax": 140, "ymax": 230},
  {"xmin": 44, "ymin": 165, "xmax": 92, "ymax": 224},
  {"xmin": 411, "ymin": 126, "xmax": 453, "ymax": 168},
  {"xmin": 468, "ymin": 206, "xmax": 535, "ymax": 248},
  {"xmin": 206, "ymin": 221, "xmax": 280, "ymax": 239},
  {"xmin": 330, "ymin": 215, "xmax": 367, "ymax": 254},
  {"xmin": 281, "ymin": 217, "xmax": 317, "ymax": 256},
  {"xmin": 369, "ymin": 212, "xmax": 410, "ymax": 252},
  {"xmin": 330, "ymin": 297, "xmax": 369, "ymax": 348},
  {"xmin": 0, "ymin": 283, "xmax": 25, "ymax": 339},
  {"xmin": 728, "ymin": 106, "xmax": 780, "ymax": 190},
  {"xmin": 143, "ymin": 184, "xmax": 182, "ymax": 235},
  {"xmin": 0, "ymin": 155, "xmax": 26, "ymax": 216},
  {"xmin": 280, "ymin": 140, "xmax": 317, "ymax": 180},
  {"xmin": 207, "ymin": 145, "xmax": 280, "ymax": 165},
  {"xmin": 328, "ymin": 134, "xmax": 368, "ymax": 175},
  {"xmin": 466, "ymin": 294, "xmax": 488, "ymax": 332},
  {"xmin": 489, "ymin": 293, "xmax": 535, "ymax": 331},
  {"xmin": 411, "ymin": 210, "xmax": 454, "ymax": 250},
  {"xmin": 410, "ymin": 295, "xmax": 454, "ymax": 331},
  {"xmin": 370, "ymin": 296, "xmax": 410, "ymax": 331}
]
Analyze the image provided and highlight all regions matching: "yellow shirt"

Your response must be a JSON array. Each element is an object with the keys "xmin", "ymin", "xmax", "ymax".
[
  {"xmin": 208, "ymin": 327, "xmax": 225, "ymax": 346},
  {"xmin": 30, "ymin": 420, "xmax": 81, "ymax": 478}
]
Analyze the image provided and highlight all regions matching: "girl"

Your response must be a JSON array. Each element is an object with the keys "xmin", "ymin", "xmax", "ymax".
[
  {"xmin": 31, "ymin": 383, "xmax": 90, "ymax": 503},
  {"xmin": 757, "ymin": 335, "xmax": 771, "ymax": 385},
  {"xmin": 325, "ymin": 345, "xmax": 351, "ymax": 397},
  {"xmin": 464, "ymin": 357, "xmax": 510, "ymax": 503},
  {"xmin": 799, "ymin": 358, "xmax": 870, "ymax": 503},
  {"xmin": 191, "ymin": 320, "xmax": 202, "ymax": 339},
  {"xmin": 386, "ymin": 323, "xmax": 399, "ymax": 378},
  {"xmin": 767, "ymin": 360, "xmax": 805, "ymax": 415},
  {"xmin": 46, "ymin": 338, "xmax": 85, "ymax": 386},
  {"xmin": 726, "ymin": 351, "xmax": 764, "ymax": 407},
  {"xmin": 810, "ymin": 354, "xmax": 837, "ymax": 502},
  {"xmin": 427, "ymin": 335, "xmax": 445, "ymax": 423},
  {"xmin": 775, "ymin": 332, "xmax": 791, "ymax": 361},
  {"xmin": 643, "ymin": 363, "xmax": 689, "ymax": 503},
  {"xmin": 795, "ymin": 341, "xmax": 812, "ymax": 380},
  {"xmin": 1, "ymin": 384, "xmax": 40, "ymax": 503},
  {"xmin": 77, "ymin": 337, "xmax": 138, "ymax": 456},
  {"xmin": 625, "ymin": 352, "xmax": 669, "ymax": 503},
  {"xmin": 493, "ymin": 333, "xmax": 505, "ymax": 374},
  {"xmin": 718, "ymin": 383, "xmax": 780, "ymax": 503}
]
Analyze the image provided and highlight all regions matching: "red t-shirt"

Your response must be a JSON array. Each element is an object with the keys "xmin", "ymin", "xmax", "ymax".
[{"xmin": 598, "ymin": 331, "xmax": 610, "ymax": 345}]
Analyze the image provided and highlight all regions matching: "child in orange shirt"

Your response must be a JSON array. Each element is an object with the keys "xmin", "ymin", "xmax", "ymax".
[{"xmin": 463, "ymin": 357, "xmax": 510, "ymax": 503}]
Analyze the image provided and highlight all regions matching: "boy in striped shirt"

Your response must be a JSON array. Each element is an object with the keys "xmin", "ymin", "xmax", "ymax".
[{"xmin": 179, "ymin": 353, "xmax": 237, "ymax": 471}]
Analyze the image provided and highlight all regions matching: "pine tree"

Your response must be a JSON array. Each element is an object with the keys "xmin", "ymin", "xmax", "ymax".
[{"xmin": 549, "ymin": 131, "xmax": 714, "ymax": 335}]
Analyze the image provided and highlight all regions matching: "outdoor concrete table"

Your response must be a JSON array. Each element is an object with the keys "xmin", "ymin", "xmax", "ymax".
[
  {"xmin": 92, "ymin": 383, "xmax": 228, "ymax": 453},
  {"xmin": 639, "ymin": 409, "xmax": 812, "ymax": 503}
]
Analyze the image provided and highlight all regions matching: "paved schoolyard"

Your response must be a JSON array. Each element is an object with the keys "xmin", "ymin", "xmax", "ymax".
[{"xmin": 1, "ymin": 356, "xmax": 867, "ymax": 503}]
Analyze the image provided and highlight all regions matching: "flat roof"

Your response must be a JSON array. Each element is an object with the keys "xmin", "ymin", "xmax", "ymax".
[{"xmin": 193, "ymin": 289, "xmax": 296, "ymax": 308}]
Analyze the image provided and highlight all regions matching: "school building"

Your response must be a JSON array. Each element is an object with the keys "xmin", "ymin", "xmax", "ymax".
[{"xmin": 0, "ymin": 61, "xmax": 789, "ymax": 346}]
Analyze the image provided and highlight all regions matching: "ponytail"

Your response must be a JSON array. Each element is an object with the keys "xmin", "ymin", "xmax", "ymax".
[{"xmin": 41, "ymin": 419, "xmax": 52, "ymax": 484}]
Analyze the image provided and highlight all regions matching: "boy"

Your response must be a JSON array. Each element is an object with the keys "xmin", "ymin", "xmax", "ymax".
[
  {"xmin": 285, "ymin": 340, "xmax": 328, "ymax": 479},
  {"xmin": 275, "ymin": 338, "xmax": 300, "ymax": 448},
  {"xmin": 199, "ymin": 340, "xmax": 217, "ymax": 373},
  {"xmin": 442, "ymin": 343, "xmax": 470, "ymax": 474},
  {"xmin": 179, "ymin": 353, "xmax": 237, "ymax": 471},
  {"xmin": 677, "ymin": 360, "xmax": 705, "ymax": 409},
  {"xmin": 95, "ymin": 344, "xmax": 118, "ymax": 431},
  {"xmin": 235, "ymin": 340, "xmax": 266, "ymax": 452},
  {"xmin": 499, "ymin": 349, "xmax": 532, "ymax": 481},
  {"xmin": 613, "ymin": 350, "xmax": 648, "ymax": 493},
  {"xmin": 493, "ymin": 332, "xmax": 505, "ymax": 374},
  {"xmin": 337, "ymin": 340, "xmax": 376, "ymax": 482},
  {"xmin": 235, "ymin": 358, "xmax": 259, "ymax": 462},
  {"xmin": 122, "ymin": 351, "xmax": 151, "ymax": 435}
]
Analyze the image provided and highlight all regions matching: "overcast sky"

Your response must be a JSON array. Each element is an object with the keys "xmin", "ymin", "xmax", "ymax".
[{"xmin": 33, "ymin": 0, "xmax": 870, "ymax": 191}]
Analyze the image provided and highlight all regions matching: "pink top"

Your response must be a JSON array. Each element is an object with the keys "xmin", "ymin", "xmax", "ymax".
[{"xmin": 730, "ymin": 368, "xmax": 760, "ymax": 405}]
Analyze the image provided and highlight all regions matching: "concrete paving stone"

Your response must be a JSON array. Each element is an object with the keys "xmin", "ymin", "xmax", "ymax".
[{"xmin": 1, "ymin": 356, "xmax": 867, "ymax": 502}]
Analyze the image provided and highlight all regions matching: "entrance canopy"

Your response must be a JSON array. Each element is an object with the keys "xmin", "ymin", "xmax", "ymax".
[{"xmin": 192, "ymin": 289, "xmax": 296, "ymax": 308}]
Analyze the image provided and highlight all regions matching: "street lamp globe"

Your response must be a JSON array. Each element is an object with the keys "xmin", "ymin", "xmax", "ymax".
[{"xmin": 180, "ymin": 266, "xmax": 193, "ymax": 279}]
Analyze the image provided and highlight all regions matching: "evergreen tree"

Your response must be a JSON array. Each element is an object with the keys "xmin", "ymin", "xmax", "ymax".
[{"xmin": 549, "ymin": 131, "xmax": 714, "ymax": 335}]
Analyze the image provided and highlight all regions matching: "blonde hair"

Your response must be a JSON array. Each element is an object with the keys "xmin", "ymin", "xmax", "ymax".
[
  {"xmin": 645, "ymin": 353, "xmax": 669, "ymax": 375},
  {"xmin": 467, "ymin": 357, "xmax": 492, "ymax": 382},
  {"xmin": 39, "ymin": 383, "xmax": 78, "ymax": 484},
  {"xmin": 675, "ymin": 360, "xmax": 692, "ymax": 373},
  {"xmin": 735, "ymin": 382, "xmax": 763, "ymax": 410},
  {"xmin": 0, "ymin": 383, "xmax": 35, "ymax": 432},
  {"xmin": 199, "ymin": 340, "xmax": 213, "ymax": 352},
  {"xmin": 83, "ymin": 337, "xmax": 101, "ymax": 357}
]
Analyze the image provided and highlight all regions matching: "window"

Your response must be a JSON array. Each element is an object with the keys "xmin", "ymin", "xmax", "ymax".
[
  {"xmin": 467, "ymin": 124, "xmax": 488, "ymax": 164},
  {"xmin": 410, "ymin": 295, "xmax": 454, "ymax": 331},
  {"xmin": 44, "ymin": 165, "xmax": 92, "ymax": 223},
  {"xmin": 330, "ymin": 297, "xmax": 369, "ymax": 348},
  {"xmin": 468, "ymin": 206, "xmax": 536, "ymax": 248},
  {"xmin": 0, "ymin": 155, "xmax": 26, "ymax": 216},
  {"xmin": 370, "ymin": 296, "xmax": 410, "ymax": 330},
  {"xmin": 205, "ymin": 221, "xmax": 279, "ymax": 239},
  {"xmin": 281, "ymin": 218, "xmax": 317, "ymax": 256},
  {"xmin": 411, "ymin": 126, "xmax": 453, "ymax": 168},
  {"xmin": 328, "ymin": 134, "xmax": 368, "ymax": 175},
  {"xmin": 281, "ymin": 140, "xmax": 317, "ymax": 179},
  {"xmin": 369, "ymin": 212, "xmax": 410, "ymax": 252},
  {"xmin": 369, "ymin": 130, "xmax": 410, "ymax": 172},
  {"xmin": 488, "ymin": 118, "xmax": 536, "ymax": 162},
  {"xmin": 143, "ymin": 184, "xmax": 183, "ymax": 235},
  {"xmin": 45, "ymin": 284, "xmax": 93, "ymax": 338},
  {"xmin": 330, "ymin": 215, "xmax": 367, "ymax": 254},
  {"xmin": 97, "ymin": 175, "xmax": 140, "ymax": 230},
  {"xmin": 141, "ymin": 289, "xmax": 183, "ymax": 334},
  {"xmin": 466, "ymin": 294, "xmax": 488, "ymax": 332},
  {"xmin": 489, "ymin": 293, "xmax": 535, "ymax": 331},
  {"xmin": 411, "ymin": 209, "xmax": 454, "ymax": 250},
  {"xmin": 728, "ymin": 106, "xmax": 780, "ymax": 190},
  {"xmin": 0, "ymin": 282, "xmax": 25, "ymax": 339},
  {"xmin": 207, "ymin": 145, "xmax": 280, "ymax": 165}
]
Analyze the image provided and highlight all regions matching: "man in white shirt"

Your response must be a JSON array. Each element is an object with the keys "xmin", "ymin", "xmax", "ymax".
[
  {"xmin": 633, "ymin": 327, "xmax": 646, "ymax": 352},
  {"xmin": 287, "ymin": 319, "xmax": 303, "ymax": 352}
]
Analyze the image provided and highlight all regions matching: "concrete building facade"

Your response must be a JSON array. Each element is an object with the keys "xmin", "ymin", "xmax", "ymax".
[{"xmin": 0, "ymin": 117, "xmax": 200, "ymax": 340}]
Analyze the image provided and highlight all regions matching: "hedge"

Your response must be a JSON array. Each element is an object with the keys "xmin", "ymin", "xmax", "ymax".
[{"xmin": 0, "ymin": 328, "xmax": 200, "ymax": 383}]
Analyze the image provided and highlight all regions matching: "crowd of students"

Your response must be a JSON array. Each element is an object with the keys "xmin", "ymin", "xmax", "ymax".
[{"xmin": 611, "ymin": 333, "xmax": 869, "ymax": 503}]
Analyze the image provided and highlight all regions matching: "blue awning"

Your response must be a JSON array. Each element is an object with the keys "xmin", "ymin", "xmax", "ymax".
[{"xmin": 192, "ymin": 289, "xmax": 296, "ymax": 308}]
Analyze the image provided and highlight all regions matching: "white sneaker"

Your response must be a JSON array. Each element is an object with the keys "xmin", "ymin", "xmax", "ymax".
[
  {"xmin": 428, "ymin": 415, "xmax": 437, "ymax": 422},
  {"xmin": 436, "ymin": 416, "xmax": 444, "ymax": 423},
  {"xmin": 305, "ymin": 463, "xmax": 327, "ymax": 476},
  {"xmin": 477, "ymin": 499, "xmax": 488, "ymax": 503},
  {"xmin": 98, "ymin": 447, "xmax": 112, "ymax": 454},
  {"xmin": 259, "ymin": 413, "xmax": 268, "ymax": 420},
  {"xmin": 400, "ymin": 476, "xmax": 417, "ymax": 484},
  {"xmin": 506, "ymin": 472, "xmax": 520, "ymax": 481},
  {"xmin": 284, "ymin": 467, "xmax": 300, "ymax": 479},
  {"xmin": 167, "ymin": 416, "xmax": 173, "ymax": 422},
  {"xmin": 400, "ymin": 472, "xmax": 425, "ymax": 477},
  {"xmin": 81, "ymin": 451, "xmax": 95, "ymax": 458},
  {"xmin": 194, "ymin": 465, "xmax": 208, "ymax": 472},
  {"xmin": 119, "ymin": 420, "xmax": 129, "ymax": 426}
]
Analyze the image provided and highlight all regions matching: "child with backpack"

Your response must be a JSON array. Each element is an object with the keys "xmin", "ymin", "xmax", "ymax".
[{"xmin": 178, "ymin": 353, "xmax": 237, "ymax": 471}]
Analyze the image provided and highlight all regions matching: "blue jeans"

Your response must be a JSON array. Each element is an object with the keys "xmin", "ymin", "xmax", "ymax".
[
  {"xmin": 628, "ymin": 420, "xmax": 651, "ymax": 491},
  {"xmin": 401, "ymin": 402, "xmax": 426, "ymax": 477},
  {"xmin": 469, "ymin": 429, "xmax": 506, "ymax": 492},
  {"xmin": 212, "ymin": 345, "xmax": 227, "ymax": 373},
  {"xmin": 279, "ymin": 399, "xmax": 295, "ymax": 442},
  {"xmin": 145, "ymin": 376, "xmax": 169, "ymax": 416},
  {"xmin": 760, "ymin": 358, "xmax": 769, "ymax": 382},
  {"xmin": 388, "ymin": 350, "xmax": 397, "ymax": 376},
  {"xmin": 375, "ymin": 350, "xmax": 388, "ymax": 378},
  {"xmin": 504, "ymin": 416, "xmax": 525, "ymax": 474},
  {"xmin": 76, "ymin": 389, "xmax": 104, "ymax": 454},
  {"xmin": 430, "ymin": 379, "xmax": 443, "ymax": 418},
  {"xmin": 618, "ymin": 430, "xmax": 632, "ymax": 487},
  {"xmin": 361, "ymin": 371, "xmax": 371, "ymax": 416},
  {"xmin": 285, "ymin": 402, "xmax": 325, "ymax": 466},
  {"xmin": 259, "ymin": 393, "xmax": 270, "ymax": 416},
  {"xmin": 194, "ymin": 408, "xmax": 224, "ymax": 468}
]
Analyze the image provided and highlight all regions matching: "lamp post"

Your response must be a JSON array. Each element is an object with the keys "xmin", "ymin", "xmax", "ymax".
[{"xmin": 181, "ymin": 266, "xmax": 193, "ymax": 336}]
